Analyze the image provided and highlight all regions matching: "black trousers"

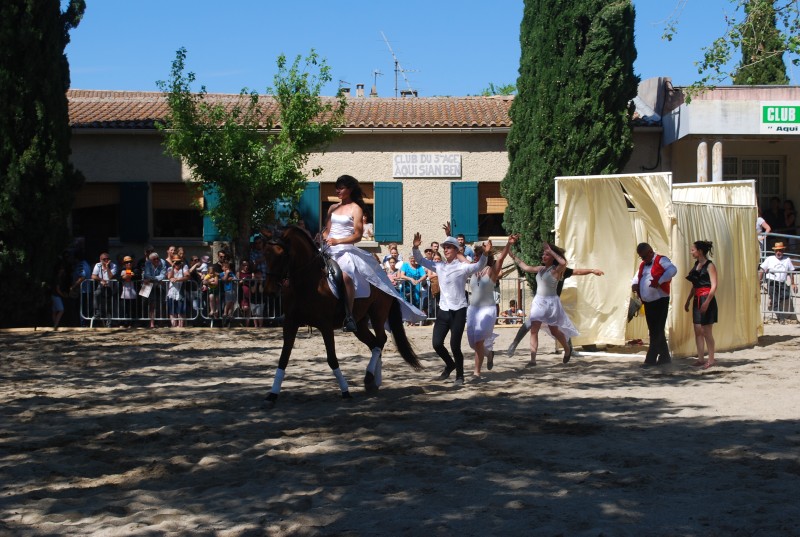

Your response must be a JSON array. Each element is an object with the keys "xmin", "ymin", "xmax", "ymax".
[
  {"xmin": 431, "ymin": 307, "xmax": 468, "ymax": 378},
  {"xmin": 643, "ymin": 297, "xmax": 671, "ymax": 364}
]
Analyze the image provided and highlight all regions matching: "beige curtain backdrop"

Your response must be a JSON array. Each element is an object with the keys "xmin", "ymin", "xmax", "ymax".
[
  {"xmin": 555, "ymin": 173, "xmax": 673, "ymax": 347},
  {"xmin": 671, "ymin": 180, "xmax": 757, "ymax": 206},
  {"xmin": 555, "ymin": 174, "xmax": 760, "ymax": 356},
  {"xmin": 671, "ymin": 201, "xmax": 762, "ymax": 357}
]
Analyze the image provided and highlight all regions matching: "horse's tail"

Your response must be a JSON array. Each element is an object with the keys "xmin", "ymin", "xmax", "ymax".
[{"xmin": 388, "ymin": 299, "xmax": 422, "ymax": 371}]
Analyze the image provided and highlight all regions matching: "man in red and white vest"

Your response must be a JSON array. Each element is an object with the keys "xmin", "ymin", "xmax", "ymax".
[{"xmin": 631, "ymin": 242, "xmax": 677, "ymax": 367}]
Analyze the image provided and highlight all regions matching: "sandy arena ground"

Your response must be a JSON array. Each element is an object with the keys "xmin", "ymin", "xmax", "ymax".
[{"xmin": 1, "ymin": 322, "xmax": 799, "ymax": 536}]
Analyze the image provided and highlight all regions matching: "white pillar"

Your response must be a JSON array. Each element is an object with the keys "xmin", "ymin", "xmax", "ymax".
[
  {"xmin": 712, "ymin": 141, "xmax": 723, "ymax": 182},
  {"xmin": 697, "ymin": 141, "xmax": 708, "ymax": 182}
]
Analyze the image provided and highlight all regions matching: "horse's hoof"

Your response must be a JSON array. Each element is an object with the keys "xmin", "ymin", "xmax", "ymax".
[
  {"xmin": 341, "ymin": 391, "xmax": 352, "ymax": 400},
  {"xmin": 364, "ymin": 372, "xmax": 380, "ymax": 394},
  {"xmin": 265, "ymin": 392, "xmax": 278, "ymax": 408}
]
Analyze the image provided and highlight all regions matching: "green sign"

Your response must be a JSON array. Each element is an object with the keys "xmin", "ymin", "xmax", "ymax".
[{"xmin": 762, "ymin": 105, "xmax": 800, "ymax": 124}]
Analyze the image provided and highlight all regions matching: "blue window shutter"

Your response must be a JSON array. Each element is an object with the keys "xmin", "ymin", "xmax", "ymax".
[
  {"xmin": 203, "ymin": 185, "xmax": 225, "ymax": 242},
  {"xmin": 297, "ymin": 182, "xmax": 320, "ymax": 235},
  {"xmin": 374, "ymin": 182, "xmax": 402, "ymax": 242},
  {"xmin": 451, "ymin": 182, "xmax": 478, "ymax": 241},
  {"xmin": 119, "ymin": 182, "xmax": 148, "ymax": 243}
]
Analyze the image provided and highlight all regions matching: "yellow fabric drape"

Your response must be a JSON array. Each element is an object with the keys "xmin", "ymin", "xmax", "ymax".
[
  {"xmin": 671, "ymin": 202, "xmax": 762, "ymax": 356},
  {"xmin": 555, "ymin": 173, "xmax": 673, "ymax": 346},
  {"xmin": 555, "ymin": 173, "xmax": 760, "ymax": 355},
  {"xmin": 672, "ymin": 181, "xmax": 757, "ymax": 206}
]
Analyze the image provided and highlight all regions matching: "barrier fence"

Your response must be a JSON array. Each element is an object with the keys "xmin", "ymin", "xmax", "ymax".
[
  {"xmin": 79, "ymin": 279, "xmax": 282, "ymax": 328},
  {"xmin": 78, "ymin": 270, "xmax": 796, "ymax": 328}
]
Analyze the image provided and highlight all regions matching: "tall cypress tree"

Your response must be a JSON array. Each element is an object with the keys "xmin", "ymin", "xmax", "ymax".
[
  {"xmin": 0, "ymin": 0, "xmax": 85, "ymax": 327},
  {"xmin": 733, "ymin": 0, "xmax": 790, "ymax": 85},
  {"xmin": 502, "ymin": 0, "xmax": 638, "ymax": 261}
]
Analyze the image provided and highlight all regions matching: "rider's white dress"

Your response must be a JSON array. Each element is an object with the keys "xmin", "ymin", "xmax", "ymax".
[{"xmin": 328, "ymin": 213, "xmax": 426, "ymax": 322}]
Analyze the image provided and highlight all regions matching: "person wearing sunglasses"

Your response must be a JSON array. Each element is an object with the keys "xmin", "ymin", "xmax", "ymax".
[{"xmin": 91, "ymin": 253, "xmax": 117, "ymax": 325}]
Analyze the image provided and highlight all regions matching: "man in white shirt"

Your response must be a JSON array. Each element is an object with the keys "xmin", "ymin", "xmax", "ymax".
[
  {"xmin": 91, "ymin": 252, "xmax": 118, "ymax": 323},
  {"xmin": 413, "ymin": 233, "xmax": 488, "ymax": 386},
  {"xmin": 632, "ymin": 242, "xmax": 677, "ymax": 367},
  {"xmin": 759, "ymin": 241, "xmax": 797, "ymax": 323}
]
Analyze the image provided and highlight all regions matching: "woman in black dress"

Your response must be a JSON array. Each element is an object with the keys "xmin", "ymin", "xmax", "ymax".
[{"xmin": 683, "ymin": 240, "xmax": 718, "ymax": 369}]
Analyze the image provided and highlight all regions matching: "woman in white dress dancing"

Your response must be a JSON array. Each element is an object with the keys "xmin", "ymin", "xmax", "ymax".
[
  {"xmin": 508, "ymin": 235, "xmax": 578, "ymax": 366},
  {"xmin": 322, "ymin": 175, "xmax": 425, "ymax": 332}
]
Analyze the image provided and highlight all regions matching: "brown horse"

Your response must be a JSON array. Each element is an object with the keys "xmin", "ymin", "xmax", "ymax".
[{"xmin": 262, "ymin": 225, "xmax": 422, "ymax": 406}]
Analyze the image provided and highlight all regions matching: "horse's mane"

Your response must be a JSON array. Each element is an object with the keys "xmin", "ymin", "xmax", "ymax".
[{"xmin": 282, "ymin": 225, "xmax": 325, "ymax": 270}]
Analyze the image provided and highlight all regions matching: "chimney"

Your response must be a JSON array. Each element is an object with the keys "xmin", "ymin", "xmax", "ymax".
[
  {"xmin": 340, "ymin": 87, "xmax": 351, "ymax": 97},
  {"xmin": 370, "ymin": 85, "xmax": 378, "ymax": 97},
  {"xmin": 356, "ymin": 83, "xmax": 365, "ymax": 97},
  {"xmin": 400, "ymin": 89, "xmax": 418, "ymax": 98}
]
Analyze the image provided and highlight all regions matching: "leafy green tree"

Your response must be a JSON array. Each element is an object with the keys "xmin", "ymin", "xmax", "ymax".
[
  {"xmin": 502, "ymin": 0, "xmax": 638, "ymax": 264},
  {"xmin": 734, "ymin": 0, "xmax": 790, "ymax": 84},
  {"xmin": 0, "ymin": 0, "xmax": 85, "ymax": 327},
  {"xmin": 478, "ymin": 82, "xmax": 517, "ymax": 96},
  {"xmin": 664, "ymin": 0, "xmax": 797, "ymax": 89},
  {"xmin": 157, "ymin": 48, "xmax": 345, "ymax": 259}
]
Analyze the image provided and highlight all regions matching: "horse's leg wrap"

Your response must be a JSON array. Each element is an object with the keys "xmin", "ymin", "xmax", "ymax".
[
  {"xmin": 367, "ymin": 347, "xmax": 383, "ymax": 387},
  {"xmin": 333, "ymin": 367, "xmax": 349, "ymax": 393},
  {"xmin": 270, "ymin": 368, "xmax": 286, "ymax": 395}
]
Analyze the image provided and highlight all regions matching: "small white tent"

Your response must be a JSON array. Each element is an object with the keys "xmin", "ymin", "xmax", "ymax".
[{"xmin": 554, "ymin": 173, "xmax": 761, "ymax": 357}]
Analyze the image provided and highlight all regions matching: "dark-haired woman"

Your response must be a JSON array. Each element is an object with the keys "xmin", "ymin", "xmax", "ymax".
[
  {"xmin": 508, "ymin": 236, "xmax": 578, "ymax": 366},
  {"xmin": 322, "ymin": 174, "xmax": 425, "ymax": 333},
  {"xmin": 684, "ymin": 240, "xmax": 718, "ymax": 369}
]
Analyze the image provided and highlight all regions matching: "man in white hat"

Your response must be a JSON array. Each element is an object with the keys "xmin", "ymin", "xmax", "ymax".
[
  {"xmin": 412, "ymin": 232, "xmax": 489, "ymax": 386},
  {"xmin": 759, "ymin": 241, "xmax": 797, "ymax": 322}
]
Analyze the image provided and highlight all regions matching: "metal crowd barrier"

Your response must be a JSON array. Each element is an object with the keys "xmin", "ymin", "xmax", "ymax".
[
  {"xmin": 79, "ymin": 278, "xmax": 282, "ymax": 328},
  {"xmin": 760, "ymin": 270, "xmax": 798, "ymax": 323}
]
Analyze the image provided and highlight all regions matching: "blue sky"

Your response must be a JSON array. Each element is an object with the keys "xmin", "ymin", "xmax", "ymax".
[{"xmin": 65, "ymin": 1, "xmax": 796, "ymax": 97}]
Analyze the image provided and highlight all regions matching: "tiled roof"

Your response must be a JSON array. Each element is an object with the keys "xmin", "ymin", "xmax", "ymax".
[
  {"xmin": 68, "ymin": 89, "xmax": 659, "ymax": 130},
  {"xmin": 67, "ymin": 90, "xmax": 514, "ymax": 130}
]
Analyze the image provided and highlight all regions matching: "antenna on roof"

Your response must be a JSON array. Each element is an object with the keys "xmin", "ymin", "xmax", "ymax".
[
  {"xmin": 371, "ymin": 69, "xmax": 383, "ymax": 97},
  {"xmin": 380, "ymin": 31, "xmax": 417, "ymax": 98}
]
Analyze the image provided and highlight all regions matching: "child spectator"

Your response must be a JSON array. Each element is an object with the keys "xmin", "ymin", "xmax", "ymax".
[
  {"xmin": 203, "ymin": 265, "xmax": 220, "ymax": 320},
  {"xmin": 220, "ymin": 261, "xmax": 237, "ymax": 326},
  {"xmin": 250, "ymin": 268, "xmax": 265, "ymax": 327},
  {"xmin": 500, "ymin": 299, "xmax": 524, "ymax": 324}
]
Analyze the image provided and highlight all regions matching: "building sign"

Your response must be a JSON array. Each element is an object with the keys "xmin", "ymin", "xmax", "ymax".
[
  {"xmin": 393, "ymin": 153, "xmax": 462, "ymax": 178},
  {"xmin": 761, "ymin": 102, "xmax": 800, "ymax": 134}
]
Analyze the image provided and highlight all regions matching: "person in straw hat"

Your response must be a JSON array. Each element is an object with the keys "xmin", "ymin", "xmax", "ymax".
[{"xmin": 759, "ymin": 241, "xmax": 797, "ymax": 323}]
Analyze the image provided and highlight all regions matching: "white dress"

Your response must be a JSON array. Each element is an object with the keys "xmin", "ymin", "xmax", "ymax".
[
  {"xmin": 529, "ymin": 266, "xmax": 579, "ymax": 339},
  {"xmin": 466, "ymin": 271, "xmax": 498, "ymax": 351},
  {"xmin": 328, "ymin": 213, "xmax": 426, "ymax": 323}
]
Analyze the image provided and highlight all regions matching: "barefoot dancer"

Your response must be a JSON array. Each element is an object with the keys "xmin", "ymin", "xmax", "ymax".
[
  {"xmin": 684, "ymin": 240, "xmax": 718, "ymax": 369},
  {"xmin": 508, "ymin": 236, "xmax": 578, "ymax": 366},
  {"xmin": 466, "ymin": 238, "xmax": 512, "ymax": 379}
]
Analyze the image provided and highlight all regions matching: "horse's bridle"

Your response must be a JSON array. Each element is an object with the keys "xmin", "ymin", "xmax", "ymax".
[{"xmin": 264, "ymin": 233, "xmax": 328, "ymax": 290}]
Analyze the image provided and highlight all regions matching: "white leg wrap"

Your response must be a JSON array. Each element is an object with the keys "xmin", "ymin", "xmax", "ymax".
[
  {"xmin": 270, "ymin": 368, "xmax": 286, "ymax": 395},
  {"xmin": 333, "ymin": 368, "xmax": 349, "ymax": 392},
  {"xmin": 367, "ymin": 347, "xmax": 381, "ymax": 373},
  {"xmin": 367, "ymin": 347, "xmax": 382, "ymax": 387}
]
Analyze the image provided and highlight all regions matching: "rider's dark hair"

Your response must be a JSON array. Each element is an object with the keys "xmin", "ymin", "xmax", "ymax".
[{"xmin": 335, "ymin": 174, "xmax": 367, "ymax": 213}]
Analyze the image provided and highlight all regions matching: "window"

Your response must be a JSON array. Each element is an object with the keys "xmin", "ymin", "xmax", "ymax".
[
  {"xmin": 320, "ymin": 182, "xmax": 374, "ymax": 226},
  {"xmin": 451, "ymin": 181, "xmax": 508, "ymax": 240},
  {"xmin": 478, "ymin": 182, "xmax": 507, "ymax": 238},
  {"xmin": 72, "ymin": 183, "xmax": 120, "ymax": 239},
  {"xmin": 152, "ymin": 183, "xmax": 203, "ymax": 238},
  {"xmin": 723, "ymin": 156, "xmax": 783, "ymax": 208}
]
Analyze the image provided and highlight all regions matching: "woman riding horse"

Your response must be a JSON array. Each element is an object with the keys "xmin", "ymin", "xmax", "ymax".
[{"xmin": 262, "ymin": 175, "xmax": 425, "ymax": 406}]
